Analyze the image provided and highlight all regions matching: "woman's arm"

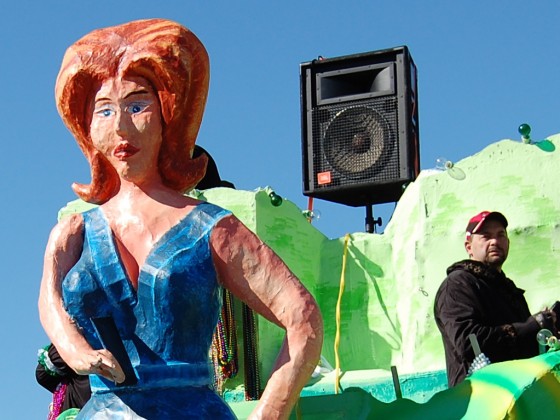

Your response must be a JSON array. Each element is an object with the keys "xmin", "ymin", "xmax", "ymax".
[
  {"xmin": 38, "ymin": 214, "xmax": 124, "ymax": 383},
  {"xmin": 211, "ymin": 215, "xmax": 323, "ymax": 420}
]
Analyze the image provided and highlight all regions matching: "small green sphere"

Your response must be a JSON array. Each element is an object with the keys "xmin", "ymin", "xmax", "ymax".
[
  {"xmin": 269, "ymin": 192, "xmax": 283, "ymax": 207},
  {"xmin": 518, "ymin": 123, "xmax": 531, "ymax": 137}
]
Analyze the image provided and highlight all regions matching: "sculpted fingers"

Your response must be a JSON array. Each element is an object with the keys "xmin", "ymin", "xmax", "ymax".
[
  {"xmin": 76, "ymin": 350, "xmax": 126, "ymax": 383},
  {"xmin": 96, "ymin": 349, "xmax": 126, "ymax": 383},
  {"xmin": 90, "ymin": 352, "xmax": 103, "ymax": 369}
]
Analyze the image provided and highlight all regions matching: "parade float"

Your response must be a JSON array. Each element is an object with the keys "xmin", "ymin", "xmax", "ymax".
[
  {"xmin": 43, "ymin": 17, "xmax": 560, "ymax": 418},
  {"xmin": 60, "ymin": 130, "xmax": 560, "ymax": 418}
]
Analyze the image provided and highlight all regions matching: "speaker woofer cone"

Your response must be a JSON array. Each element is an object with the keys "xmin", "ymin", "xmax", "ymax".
[{"xmin": 323, "ymin": 106, "xmax": 394, "ymax": 179}]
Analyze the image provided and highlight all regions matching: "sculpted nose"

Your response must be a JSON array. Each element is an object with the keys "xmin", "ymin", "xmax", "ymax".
[{"xmin": 115, "ymin": 110, "xmax": 131, "ymax": 136}]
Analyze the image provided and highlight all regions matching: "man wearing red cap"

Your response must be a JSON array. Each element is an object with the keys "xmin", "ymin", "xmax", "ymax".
[{"xmin": 434, "ymin": 211, "xmax": 557, "ymax": 386}]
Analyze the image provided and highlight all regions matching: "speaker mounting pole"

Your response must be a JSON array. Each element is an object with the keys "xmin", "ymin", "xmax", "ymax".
[{"xmin": 365, "ymin": 205, "xmax": 382, "ymax": 233}]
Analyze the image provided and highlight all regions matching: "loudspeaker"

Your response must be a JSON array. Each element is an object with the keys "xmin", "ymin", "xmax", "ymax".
[{"xmin": 300, "ymin": 46, "xmax": 420, "ymax": 207}]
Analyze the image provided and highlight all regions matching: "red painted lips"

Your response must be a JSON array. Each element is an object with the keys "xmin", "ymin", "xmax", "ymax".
[{"xmin": 113, "ymin": 143, "xmax": 139, "ymax": 159}]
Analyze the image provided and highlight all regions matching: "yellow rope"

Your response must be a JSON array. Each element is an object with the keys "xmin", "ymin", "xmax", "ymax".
[{"xmin": 334, "ymin": 233, "xmax": 351, "ymax": 394}]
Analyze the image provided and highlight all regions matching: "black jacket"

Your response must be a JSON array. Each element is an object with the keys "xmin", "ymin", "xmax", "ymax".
[
  {"xmin": 434, "ymin": 260, "xmax": 540, "ymax": 386},
  {"xmin": 36, "ymin": 344, "xmax": 91, "ymax": 412}
]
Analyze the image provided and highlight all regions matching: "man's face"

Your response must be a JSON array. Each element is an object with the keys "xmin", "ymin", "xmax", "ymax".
[{"xmin": 465, "ymin": 219, "xmax": 509, "ymax": 270}]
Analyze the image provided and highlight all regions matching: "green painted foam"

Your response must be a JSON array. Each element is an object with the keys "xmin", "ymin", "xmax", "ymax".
[
  {"xmin": 228, "ymin": 352, "xmax": 560, "ymax": 419},
  {"xmin": 58, "ymin": 134, "xmax": 560, "ymax": 417}
]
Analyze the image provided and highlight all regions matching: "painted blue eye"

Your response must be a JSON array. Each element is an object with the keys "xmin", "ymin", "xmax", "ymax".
[
  {"xmin": 94, "ymin": 105, "xmax": 115, "ymax": 118},
  {"xmin": 95, "ymin": 107, "xmax": 114, "ymax": 117},
  {"xmin": 127, "ymin": 102, "xmax": 148, "ymax": 114}
]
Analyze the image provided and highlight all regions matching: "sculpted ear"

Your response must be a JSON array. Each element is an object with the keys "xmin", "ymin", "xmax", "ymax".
[{"xmin": 464, "ymin": 240, "xmax": 472, "ymax": 257}]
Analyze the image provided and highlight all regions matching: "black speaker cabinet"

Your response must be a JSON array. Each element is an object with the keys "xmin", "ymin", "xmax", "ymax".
[{"xmin": 300, "ymin": 46, "xmax": 420, "ymax": 207}]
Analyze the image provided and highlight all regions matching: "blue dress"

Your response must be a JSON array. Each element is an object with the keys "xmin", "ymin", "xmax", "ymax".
[{"xmin": 62, "ymin": 203, "xmax": 237, "ymax": 419}]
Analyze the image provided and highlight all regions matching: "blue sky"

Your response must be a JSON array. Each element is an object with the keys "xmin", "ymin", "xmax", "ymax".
[{"xmin": 1, "ymin": 1, "xmax": 559, "ymax": 416}]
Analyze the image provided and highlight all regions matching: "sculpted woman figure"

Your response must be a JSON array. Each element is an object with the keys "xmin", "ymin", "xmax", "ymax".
[{"xmin": 38, "ymin": 18, "xmax": 323, "ymax": 419}]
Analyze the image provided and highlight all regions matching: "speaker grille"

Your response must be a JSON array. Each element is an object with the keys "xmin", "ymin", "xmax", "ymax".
[{"xmin": 311, "ymin": 96, "xmax": 399, "ymax": 190}]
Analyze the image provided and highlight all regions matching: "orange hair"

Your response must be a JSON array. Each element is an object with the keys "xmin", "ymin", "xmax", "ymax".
[{"xmin": 55, "ymin": 18, "xmax": 209, "ymax": 203}]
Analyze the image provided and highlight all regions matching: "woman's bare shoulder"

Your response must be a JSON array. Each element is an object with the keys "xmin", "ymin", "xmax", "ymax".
[
  {"xmin": 211, "ymin": 213, "xmax": 248, "ymax": 243},
  {"xmin": 46, "ymin": 213, "xmax": 85, "ymax": 251}
]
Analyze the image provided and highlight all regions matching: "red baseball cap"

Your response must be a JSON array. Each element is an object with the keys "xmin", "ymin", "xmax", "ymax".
[{"xmin": 465, "ymin": 211, "xmax": 508, "ymax": 238}]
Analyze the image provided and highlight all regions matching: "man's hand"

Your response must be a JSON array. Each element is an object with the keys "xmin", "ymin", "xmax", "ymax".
[{"xmin": 534, "ymin": 309, "xmax": 557, "ymax": 335}]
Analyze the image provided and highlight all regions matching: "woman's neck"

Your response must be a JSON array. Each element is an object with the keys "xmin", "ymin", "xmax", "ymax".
[{"xmin": 108, "ymin": 177, "xmax": 195, "ymax": 214}]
